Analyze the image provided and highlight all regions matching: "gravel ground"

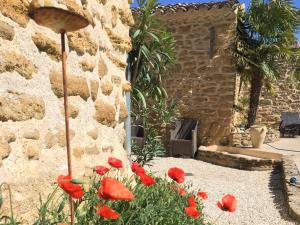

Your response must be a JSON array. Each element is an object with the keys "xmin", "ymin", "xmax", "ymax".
[
  {"xmin": 148, "ymin": 157, "xmax": 298, "ymax": 225},
  {"xmin": 263, "ymin": 137, "xmax": 300, "ymax": 168}
]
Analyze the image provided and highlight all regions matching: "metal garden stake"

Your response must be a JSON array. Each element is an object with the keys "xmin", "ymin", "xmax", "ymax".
[{"xmin": 29, "ymin": 5, "xmax": 90, "ymax": 225}]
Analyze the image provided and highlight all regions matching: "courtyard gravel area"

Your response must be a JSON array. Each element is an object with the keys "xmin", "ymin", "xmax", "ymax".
[{"xmin": 149, "ymin": 157, "xmax": 299, "ymax": 225}]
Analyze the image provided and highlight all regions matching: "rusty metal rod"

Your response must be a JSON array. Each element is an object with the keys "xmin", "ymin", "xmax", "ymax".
[{"xmin": 61, "ymin": 32, "xmax": 74, "ymax": 225}]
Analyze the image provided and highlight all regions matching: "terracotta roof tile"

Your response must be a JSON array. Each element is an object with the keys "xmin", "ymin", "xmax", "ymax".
[{"xmin": 132, "ymin": 0, "xmax": 239, "ymax": 14}]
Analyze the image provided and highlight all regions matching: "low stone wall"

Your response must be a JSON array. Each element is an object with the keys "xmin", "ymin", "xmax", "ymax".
[
  {"xmin": 196, "ymin": 148, "xmax": 282, "ymax": 171},
  {"xmin": 0, "ymin": 0, "xmax": 133, "ymax": 223},
  {"xmin": 281, "ymin": 156, "xmax": 300, "ymax": 222},
  {"xmin": 230, "ymin": 128, "xmax": 280, "ymax": 147}
]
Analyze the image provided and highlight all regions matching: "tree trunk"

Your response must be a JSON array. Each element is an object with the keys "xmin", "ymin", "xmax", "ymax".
[{"xmin": 247, "ymin": 73, "xmax": 263, "ymax": 128}]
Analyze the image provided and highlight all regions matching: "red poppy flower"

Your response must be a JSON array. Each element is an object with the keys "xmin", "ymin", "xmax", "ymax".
[
  {"xmin": 108, "ymin": 157, "xmax": 123, "ymax": 168},
  {"xmin": 178, "ymin": 188, "xmax": 187, "ymax": 197},
  {"xmin": 57, "ymin": 175, "xmax": 84, "ymax": 199},
  {"xmin": 168, "ymin": 167, "xmax": 185, "ymax": 183},
  {"xmin": 95, "ymin": 166, "xmax": 110, "ymax": 175},
  {"xmin": 197, "ymin": 192, "xmax": 208, "ymax": 200},
  {"xmin": 96, "ymin": 204, "xmax": 120, "ymax": 220},
  {"xmin": 217, "ymin": 194, "xmax": 237, "ymax": 212},
  {"xmin": 187, "ymin": 196, "xmax": 197, "ymax": 207},
  {"xmin": 98, "ymin": 177, "xmax": 134, "ymax": 201},
  {"xmin": 184, "ymin": 207, "xmax": 200, "ymax": 219},
  {"xmin": 131, "ymin": 162, "xmax": 140, "ymax": 172},
  {"xmin": 138, "ymin": 174, "xmax": 156, "ymax": 186},
  {"xmin": 135, "ymin": 166, "xmax": 146, "ymax": 176},
  {"xmin": 131, "ymin": 162, "xmax": 146, "ymax": 176}
]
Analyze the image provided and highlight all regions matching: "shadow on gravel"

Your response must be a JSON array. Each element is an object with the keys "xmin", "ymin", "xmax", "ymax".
[{"xmin": 269, "ymin": 166, "xmax": 300, "ymax": 224}]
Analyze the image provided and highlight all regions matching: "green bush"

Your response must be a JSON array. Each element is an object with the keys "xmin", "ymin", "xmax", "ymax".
[
  {"xmin": 131, "ymin": 128, "xmax": 165, "ymax": 166},
  {"xmin": 33, "ymin": 172, "xmax": 208, "ymax": 225}
]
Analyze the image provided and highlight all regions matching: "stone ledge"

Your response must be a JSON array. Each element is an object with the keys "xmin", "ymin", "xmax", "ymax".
[
  {"xmin": 282, "ymin": 156, "xmax": 300, "ymax": 222},
  {"xmin": 196, "ymin": 147, "xmax": 282, "ymax": 171}
]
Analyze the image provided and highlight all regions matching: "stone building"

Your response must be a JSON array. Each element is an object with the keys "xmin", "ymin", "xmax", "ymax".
[
  {"xmin": 154, "ymin": 0, "xmax": 239, "ymax": 145},
  {"xmin": 152, "ymin": 0, "xmax": 299, "ymax": 147},
  {"xmin": 0, "ymin": 0, "xmax": 133, "ymax": 222}
]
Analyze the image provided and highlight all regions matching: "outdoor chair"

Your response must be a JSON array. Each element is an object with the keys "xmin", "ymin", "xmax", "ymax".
[
  {"xmin": 279, "ymin": 112, "xmax": 300, "ymax": 137},
  {"xmin": 131, "ymin": 125, "xmax": 145, "ymax": 149},
  {"xmin": 169, "ymin": 118, "xmax": 198, "ymax": 158}
]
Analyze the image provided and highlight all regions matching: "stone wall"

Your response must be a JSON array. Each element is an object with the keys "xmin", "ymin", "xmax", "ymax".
[
  {"xmin": 235, "ymin": 75, "xmax": 300, "ymax": 130},
  {"xmin": 257, "ymin": 77, "xmax": 300, "ymax": 129},
  {"xmin": 156, "ymin": 4, "xmax": 238, "ymax": 145},
  {"xmin": 0, "ymin": 0, "xmax": 133, "ymax": 223},
  {"xmin": 230, "ymin": 127, "xmax": 280, "ymax": 147}
]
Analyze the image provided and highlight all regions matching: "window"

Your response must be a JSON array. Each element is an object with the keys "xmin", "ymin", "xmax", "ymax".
[{"xmin": 209, "ymin": 27, "xmax": 216, "ymax": 59}]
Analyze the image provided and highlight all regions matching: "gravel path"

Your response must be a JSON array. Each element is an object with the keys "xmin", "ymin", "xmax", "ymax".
[
  {"xmin": 263, "ymin": 137, "xmax": 300, "ymax": 168},
  {"xmin": 149, "ymin": 157, "xmax": 298, "ymax": 225}
]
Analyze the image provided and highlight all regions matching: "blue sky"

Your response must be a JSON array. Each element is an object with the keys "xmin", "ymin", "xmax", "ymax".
[{"xmin": 131, "ymin": 0, "xmax": 300, "ymax": 40}]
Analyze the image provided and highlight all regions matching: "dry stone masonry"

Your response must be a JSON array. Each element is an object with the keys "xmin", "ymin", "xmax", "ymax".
[
  {"xmin": 234, "ymin": 75, "xmax": 300, "ymax": 133},
  {"xmin": 49, "ymin": 70, "xmax": 90, "ymax": 100},
  {"xmin": 148, "ymin": 1, "xmax": 239, "ymax": 145},
  {"xmin": 0, "ymin": 0, "xmax": 133, "ymax": 223},
  {"xmin": 0, "ymin": 50, "xmax": 37, "ymax": 79},
  {"xmin": 257, "ymin": 77, "xmax": 300, "ymax": 129},
  {"xmin": 31, "ymin": 32, "xmax": 61, "ymax": 61}
]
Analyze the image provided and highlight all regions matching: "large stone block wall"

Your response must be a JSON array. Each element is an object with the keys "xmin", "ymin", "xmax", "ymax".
[
  {"xmin": 0, "ymin": 0, "xmax": 133, "ymax": 223},
  {"xmin": 157, "ymin": 7, "xmax": 238, "ymax": 145}
]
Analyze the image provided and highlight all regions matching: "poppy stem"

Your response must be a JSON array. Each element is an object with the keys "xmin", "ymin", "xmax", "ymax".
[
  {"xmin": 212, "ymin": 212, "xmax": 224, "ymax": 225},
  {"xmin": 0, "ymin": 183, "xmax": 14, "ymax": 222}
]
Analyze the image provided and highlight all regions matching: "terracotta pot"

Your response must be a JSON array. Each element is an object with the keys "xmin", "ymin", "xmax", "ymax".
[{"xmin": 250, "ymin": 125, "xmax": 267, "ymax": 148}]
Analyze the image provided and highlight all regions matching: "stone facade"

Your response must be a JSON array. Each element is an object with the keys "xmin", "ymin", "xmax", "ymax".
[
  {"xmin": 154, "ymin": 1, "xmax": 238, "ymax": 145},
  {"xmin": 0, "ymin": 0, "xmax": 133, "ymax": 223}
]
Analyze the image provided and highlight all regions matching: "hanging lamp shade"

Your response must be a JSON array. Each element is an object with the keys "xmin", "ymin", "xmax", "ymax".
[{"xmin": 29, "ymin": 0, "xmax": 92, "ymax": 33}]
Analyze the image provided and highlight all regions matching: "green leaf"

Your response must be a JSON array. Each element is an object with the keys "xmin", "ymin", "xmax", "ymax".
[
  {"xmin": 57, "ymin": 201, "xmax": 65, "ymax": 213},
  {"xmin": 147, "ymin": 31, "xmax": 160, "ymax": 42},
  {"xmin": 135, "ymin": 88, "xmax": 147, "ymax": 109},
  {"xmin": 0, "ymin": 189, "xmax": 3, "ymax": 209},
  {"xmin": 70, "ymin": 178, "xmax": 84, "ymax": 184},
  {"xmin": 133, "ymin": 29, "xmax": 141, "ymax": 39}
]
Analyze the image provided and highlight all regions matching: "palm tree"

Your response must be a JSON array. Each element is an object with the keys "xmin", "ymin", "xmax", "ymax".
[{"xmin": 233, "ymin": 0, "xmax": 300, "ymax": 127}]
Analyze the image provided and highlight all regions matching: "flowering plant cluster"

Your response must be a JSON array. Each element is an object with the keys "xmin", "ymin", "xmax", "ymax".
[{"xmin": 34, "ymin": 157, "xmax": 236, "ymax": 225}]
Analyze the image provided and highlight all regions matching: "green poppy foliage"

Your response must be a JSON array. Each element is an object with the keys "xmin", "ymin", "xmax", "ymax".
[{"xmin": 33, "ymin": 174, "xmax": 208, "ymax": 225}]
